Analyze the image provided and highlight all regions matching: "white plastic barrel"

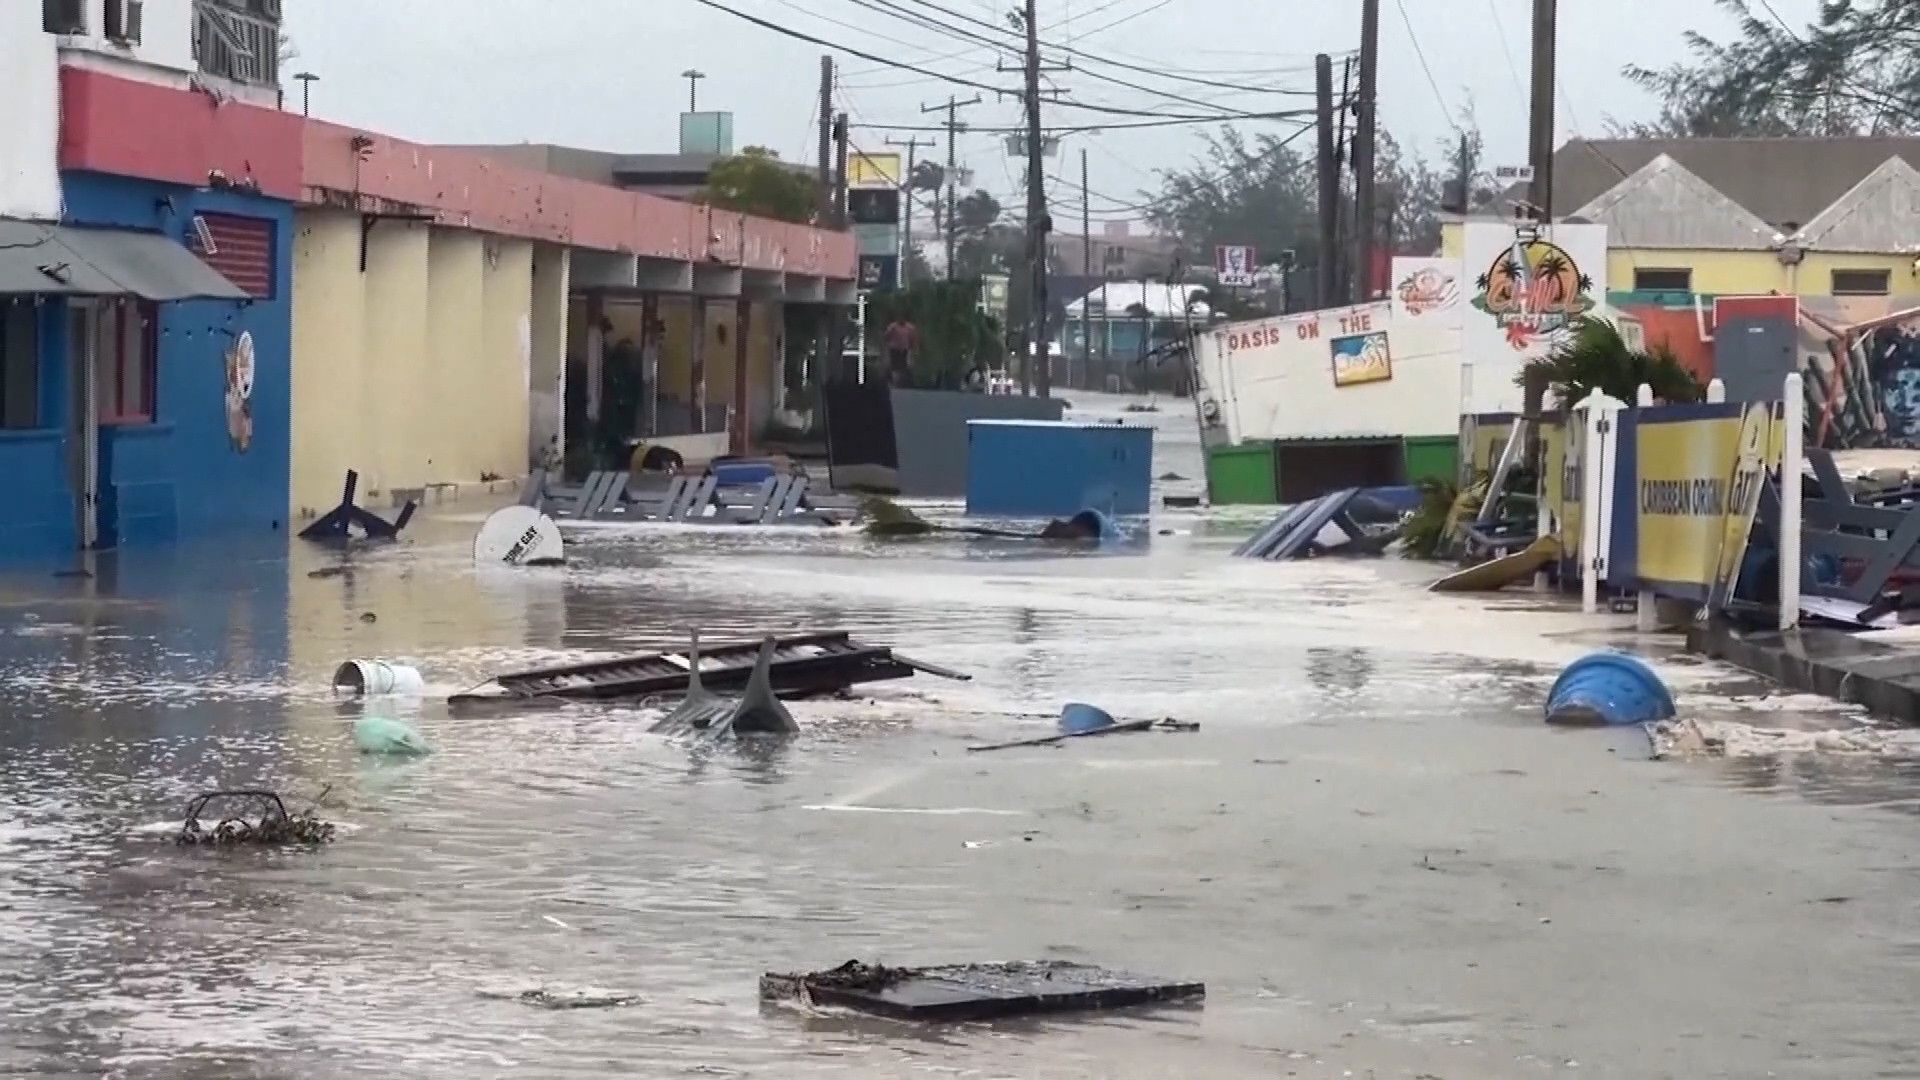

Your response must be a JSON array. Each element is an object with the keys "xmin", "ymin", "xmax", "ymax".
[{"xmin": 332, "ymin": 659, "xmax": 426, "ymax": 697}]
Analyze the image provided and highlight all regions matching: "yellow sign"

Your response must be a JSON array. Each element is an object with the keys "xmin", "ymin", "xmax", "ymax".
[
  {"xmin": 848, "ymin": 151, "xmax": 902, "ymax": 189},
  {"xmin": 1708, "ymin": 402, "xmax": 1779, "ymax": 609},
  {"xmin": 1634, "ymin": 412, "xmax": 1746, "ymax": 591},
  {"xmin": 1541, "ymin": 420, "xmax": 1580, "ymax": 559}
]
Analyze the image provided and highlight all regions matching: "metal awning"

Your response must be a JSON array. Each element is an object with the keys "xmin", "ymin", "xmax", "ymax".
[{"xmin": 0, "ymin": 218, "xmax": 247, "ymax": 301}]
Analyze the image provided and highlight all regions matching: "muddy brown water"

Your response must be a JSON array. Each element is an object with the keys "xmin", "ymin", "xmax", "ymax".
[{"xmin": 3, "ymin": 398, "xmax": 1920, "ymax": 1078}]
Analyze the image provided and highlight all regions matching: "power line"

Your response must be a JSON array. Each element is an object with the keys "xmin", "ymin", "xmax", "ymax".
[
  {"xmin": 1392, "ymin": 0, "xmax": 1456, "ymax": 129},
  {"xmin": 875, "ymin": 0, "xmax": 1319, "ymax": 98},
  {"xmin": 690, "ymin": 0, "xmax": 1295, "ymax": 120}
]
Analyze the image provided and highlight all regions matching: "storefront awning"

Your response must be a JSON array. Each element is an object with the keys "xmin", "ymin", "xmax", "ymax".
[{"xmin": 0, "ymin": 219, "xmax": 247, "ymax": 301}]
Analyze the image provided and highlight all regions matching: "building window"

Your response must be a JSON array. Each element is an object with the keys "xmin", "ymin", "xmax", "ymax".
[
  {"xmin": 42, "ymin": 0, "xmax": 85, "ymax": 34},
  {"xmin": 1832, "ymin": 268, "xmax": 1892, "ymax": 296},
  {"xmin": 192, "ymin": 0, "xmax": 281, "ymax": 87},
  {"xmin": 0, "ymin": 300, "xmax": 40, "ymax": 430},
  {"xmin": 95, "ymin": 299, "xmax": 157, "ymax": 425},
  {"xmin": 196, "ymin": 213, "xmax": 276, "ymax": 298},
  {"xmin": 1633, "ymin": 268, "xmax": 1693, "ymax": 292}
]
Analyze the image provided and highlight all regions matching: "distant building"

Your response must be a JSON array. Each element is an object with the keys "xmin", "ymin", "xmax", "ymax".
[
  {"xmin": 1446, "ymin": 137, "xmax": 1920, "ymax": 311},
  {"xmin": 1047, "ymin": 220, "xmax": 1181, "ymax": 281}
]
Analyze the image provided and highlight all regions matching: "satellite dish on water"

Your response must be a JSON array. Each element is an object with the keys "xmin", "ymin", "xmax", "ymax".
[{"xmin": 474, "ymin": 505, "xmax": 565, "ymax": 566}]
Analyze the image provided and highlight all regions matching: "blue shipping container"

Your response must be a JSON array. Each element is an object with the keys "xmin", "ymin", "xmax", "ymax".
[{"xmin": 965, "ymin": 419, "xmax": 1153, "ymax": 518}]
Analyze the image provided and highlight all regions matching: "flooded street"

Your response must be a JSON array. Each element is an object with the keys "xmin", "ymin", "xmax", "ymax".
[{"xmin": 4, "ymin": 397, "xmax": 1920, "ymax": 1079}]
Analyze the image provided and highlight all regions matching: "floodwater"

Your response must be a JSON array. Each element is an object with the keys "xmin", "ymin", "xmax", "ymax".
[{"xmin": 4, "ymin": 397, "xmax": 1920, "ymax": 1079}]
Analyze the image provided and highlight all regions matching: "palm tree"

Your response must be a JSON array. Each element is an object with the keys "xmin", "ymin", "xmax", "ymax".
[{"xmin": 1519, "ymin": 314, "xmax": 1703, "ymax": 410}]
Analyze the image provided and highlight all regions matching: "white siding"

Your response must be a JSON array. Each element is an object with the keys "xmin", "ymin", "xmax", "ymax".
[
  {"xmin": 0, "ymin": 5, "xmax": 62, "ymax": 220},
  {"xmin": 1194, "ymin": 302, "xmax": 1465, "ymax": 443}
]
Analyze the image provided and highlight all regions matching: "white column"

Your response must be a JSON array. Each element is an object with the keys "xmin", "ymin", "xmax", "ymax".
[
  {"xmin": 1707, "ymin": 377, "xmax": 1725, "ymax": 403},
  {"xmin": 1576, "ymin": 388, "xmax": 1610, "ymax": 615},
  {"xmin": 1780, "ymin": 372, "xmax": 1804, "ymax": 631},
  {"xmin": 1635, "ymin": 383, "xmax": 1657, "ymax": 632}
]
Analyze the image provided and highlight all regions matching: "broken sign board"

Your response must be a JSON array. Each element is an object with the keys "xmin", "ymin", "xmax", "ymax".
[
  {"xmin": 1233, "ymin": 489, "xmax": 1396, "ymax": 560},
  {"xmin": 474, "ymin": 505, "xmax": 565, "ymax": 566},
  {"xmin": 761, "ymin": 960, "xmax": 1205, "ymax": 1023}
]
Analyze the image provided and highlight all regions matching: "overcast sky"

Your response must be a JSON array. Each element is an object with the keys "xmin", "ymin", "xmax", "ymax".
[{"xmin": 284, "ymin": 0, "xmax": 1820, "ymax": 234}]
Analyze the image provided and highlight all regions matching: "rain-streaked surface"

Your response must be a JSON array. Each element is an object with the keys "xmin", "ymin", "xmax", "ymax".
[{"xmin": 3, "ymin": 397, "xmax": 1920, "ymax": 1079}]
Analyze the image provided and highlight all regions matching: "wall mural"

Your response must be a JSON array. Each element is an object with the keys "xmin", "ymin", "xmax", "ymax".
[
  {"xmin": 1804, "ymin": 315, "xmax": 1920, "ymax": 449},
  {"xmin": 225, "ymin": 330, "xmax": 254, "ymax": 453}
]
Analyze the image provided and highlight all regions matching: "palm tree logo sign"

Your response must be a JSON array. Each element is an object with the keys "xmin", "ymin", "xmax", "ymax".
[{"xmin": 1471, "ymin": 238, "xmax": 1594, "ymax": 350}]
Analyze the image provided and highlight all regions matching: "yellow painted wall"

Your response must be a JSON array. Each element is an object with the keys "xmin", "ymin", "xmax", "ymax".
[
  {"xmin": 1440, "ymin": 221, "xmax": 1918, "ymax": 298},
  {"xmin": 425, "ymin": 230, "xmax": 485, "ymax": 485},
  {"xmin": 289, "ymin": 210, "xmax": 543, "ymax": 518},
  {"xmin": 290, "ymin": 209, "xmax": 369, "ymax": 516}
]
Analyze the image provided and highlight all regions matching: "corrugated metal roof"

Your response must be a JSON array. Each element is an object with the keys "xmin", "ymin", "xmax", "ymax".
[
  {"xmin": 1064, "ymin": 282, "xmax": 1209, "ymax": 319},
  {"xmin": 1486, "ymin": 137, "xmax": 1920, "ymax": 229},
  {"xmin": 0, "ymin": 219, "xmax": 245, "ymax": 300}
]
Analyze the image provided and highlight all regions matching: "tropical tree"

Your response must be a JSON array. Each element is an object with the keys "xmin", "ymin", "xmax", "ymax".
[
  {"xmin": 863, "ymin": 279, "xmax": 1006, "ymax": 386},
  {"xmin": 696, "ymin": 147, "xmax": 821, "ymax": 225},
  {"xmin": 1615, "ymin": 0, "xmax": 1920, "ymax": 136},
  {"xmin": 1519, "ymin": 316, "xmax": 1704, "ymax": 410},
  {"xmin": 1143, "ymin": 118, "xmax": 1483, "ymax": 311}
]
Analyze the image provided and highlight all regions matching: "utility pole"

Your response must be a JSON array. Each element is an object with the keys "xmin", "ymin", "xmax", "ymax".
[
  {"xmin": 1454, "ymin": 131, "xmax": 1473, "ymax": 213},
  {"xmin": 1021, "ymin": 0, "xmax": 1052, "ymax": 397},
  {"xmin": 833, "ymin": 113, "xmax": 850, "ymax": 228},
  {"xmin": 816, "ymin": 57, "xmax": 835, "ymax": 225},
  {"xmin": 887, "ymin": 135, "xmax": 935, "ymax": 282},
  {"xmin": 920, "ymin": 95, "xmax": 980, "ymax": 278},
  {"xmin": 1313, "ymin": 53, "xmax": 1339, "ymax": 309},
  {"xmin": 1333, "ymin": 56, "xmax": 1354, "ymax": 304},
  {"xmin": 1352, "ymin": 0, "xmax": 1380, "ymax": 304},
  {"xmin": 1079, "ymin": 146, "xmax": 1092, "ymax": 393},
  {"xmin": 1526, "ymin": 0, "xmax": 1558, "ymax": 222},
  {"xmin": 814, "ymin": 55, "xmax": 835, "ymax": 389}
]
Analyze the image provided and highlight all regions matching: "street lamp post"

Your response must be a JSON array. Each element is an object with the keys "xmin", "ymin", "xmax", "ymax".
[
  {"xmin": 293, "ymin": 72, "xmax": 319, "ymax": 117},
  {"xmin": 680, "ymin": 69, "xmax": 707, "ymax": 113}
]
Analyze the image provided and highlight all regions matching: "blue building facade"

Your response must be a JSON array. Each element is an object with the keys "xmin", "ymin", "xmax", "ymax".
[{"xmin": 0, "ymin": 173, "xmax": 292, "ymax": 564}]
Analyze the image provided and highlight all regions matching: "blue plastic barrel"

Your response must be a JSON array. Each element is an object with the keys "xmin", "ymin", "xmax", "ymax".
[
  {"xmin": 1544, "ymin": 652, "xmax": 1676, "ymax": 726},
  {"xmin": 1059, "ymin": 702, "xmax": 1117, "ymax": 734},
  {"xmin": 713, "ymin": 461, "xmax": 777, "ymax": 487}
]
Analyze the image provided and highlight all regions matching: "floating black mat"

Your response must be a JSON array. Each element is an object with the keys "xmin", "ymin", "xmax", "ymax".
[{"xmin": 760, "ymin": 960, "xmax": 1205, "ymax": 1023}]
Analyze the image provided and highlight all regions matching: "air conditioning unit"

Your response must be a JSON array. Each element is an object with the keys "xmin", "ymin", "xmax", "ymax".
[
  {"xmin": 43, "ymin": 0, "xmax": 85, "ymax": 35},
  {"xmin": 191, "ymin": 215, "xmax": 218, "ymax": 256},
  {"xmin": 104, "ymin": 0, "xmax": 144, "ymax": 44}
]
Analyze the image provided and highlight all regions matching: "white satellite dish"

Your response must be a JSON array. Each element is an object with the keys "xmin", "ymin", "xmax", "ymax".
[{"xmin": 473, "ymin": 505, "xmax": 565, "ymax": 566}]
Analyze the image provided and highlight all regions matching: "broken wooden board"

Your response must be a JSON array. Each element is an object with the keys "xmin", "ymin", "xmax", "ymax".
[{"xmin": 760, "ymin": 960, "xmax": 1205, "ymax": 1023}]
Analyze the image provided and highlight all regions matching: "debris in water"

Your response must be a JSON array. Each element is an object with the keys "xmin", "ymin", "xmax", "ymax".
[
  {"xmin": 969, "ymin": 716, "xmax": 1198, "ymax": 752},
  {"xmin": 176, "ymin": 790, "xmax": 336, "ymax": 847},
  {"xmin": 1649, "ymin": 717, "xmax": 1920, "ymax": 758},
  {"xmin": 478, "ymin": 986, "xmax": 641, "ymax": 1010},
  {"xmin": 354, "ymin": 715, "xmax": 432, "ymax": 756},
  {"xmin": 760, "ymin": 959, "xmax": 1205, "ymax": 1022},
  {"xmin": 650, "ymin": 633, "xmax": 799, "ymax": 738}
]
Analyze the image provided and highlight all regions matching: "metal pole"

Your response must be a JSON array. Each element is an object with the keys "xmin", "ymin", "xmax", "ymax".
[
  {"xmin": 1352, "ymin": 0, "xmax": 1380, "ymax": 302},
  {"xmin": 1527, "ymin": 0, "xmax": 1558, "ymax": 221},
  {"xmin": 1314, "ymin": 54, "xmax": 1338, "ymax": 308},
  {"xmin": 815, "ymin": 56, "xmax": 834, "ymax": 384},
  {"xmin": 1023, "ymin": 0, "xmax": 1051, "ymax": 398},
  {"xmin": 1080, "ymin": 146, "xmax": 1092, "ymax": 391}
]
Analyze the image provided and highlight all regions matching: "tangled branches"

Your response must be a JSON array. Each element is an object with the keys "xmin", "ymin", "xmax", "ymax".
[{"xmin": 177, "ymin": 790, "xmax": 336, "ymax": 847}]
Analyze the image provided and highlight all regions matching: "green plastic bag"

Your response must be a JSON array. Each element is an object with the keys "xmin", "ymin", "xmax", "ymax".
[{"xmin": 353, "ymin": 716, "xmax": 431, "ymax": 756}]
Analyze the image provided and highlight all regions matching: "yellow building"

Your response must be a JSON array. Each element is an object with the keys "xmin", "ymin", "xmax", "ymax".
[
  {"xmin": 286, "ymin": 128, "xmax": 856, "ymax": 521},
  {"xmin": 1442, "ymin": 138, "xmax": 1920, "ymax": 307}
]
